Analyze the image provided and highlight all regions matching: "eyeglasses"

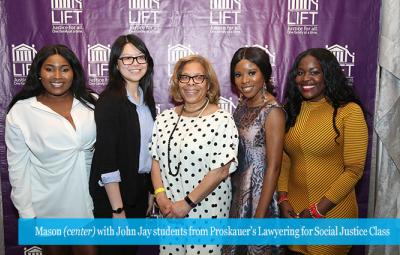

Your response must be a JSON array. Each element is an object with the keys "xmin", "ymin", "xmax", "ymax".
[
  {"xmin": 178, "ymin": 74, "xmax": 207, "ymax": 84},
  {"xmin": 118, "ymin": 55, "xmax": 147, "ymax": 65}
]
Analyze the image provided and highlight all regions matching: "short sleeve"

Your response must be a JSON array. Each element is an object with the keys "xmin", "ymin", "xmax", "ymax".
[{"xmin": 208, "ymin": 112, "xmax": 238, "ymax": 173}]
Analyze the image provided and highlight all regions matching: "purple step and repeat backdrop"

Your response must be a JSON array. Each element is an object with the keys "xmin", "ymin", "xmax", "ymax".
[{"xmin": 1, "ymin": 0, "xmax": 380, "ymax": 254}]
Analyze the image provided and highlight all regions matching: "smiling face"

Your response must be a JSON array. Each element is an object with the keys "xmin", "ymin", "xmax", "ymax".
[
  {"xmin": 233, "ymin": 59, "xmax": 265, "ymax": 104},
  {"xmin": 295, "ymin": 55, "xmax": 326, "ymax": 102},
  {"xmin": 178, "ymin": 61, "xmax": 208, "ymax": 106},
  {"xmin": 39, "ymin": 54, "xmax": 73, "ymax": 98},
  {"xmin": 117, "ymin": 43, "xmax": 148, "ymax": 86}
]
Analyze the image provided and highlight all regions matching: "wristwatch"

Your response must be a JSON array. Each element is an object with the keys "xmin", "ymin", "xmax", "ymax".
[{"xmin": 112, "ymin": 207, "xmax": 124, "ymax": 214}]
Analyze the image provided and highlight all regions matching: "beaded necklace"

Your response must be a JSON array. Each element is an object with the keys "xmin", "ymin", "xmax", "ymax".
[{"xmin": 167, "ymin": 99, "xmax": 209, "ymax": 176}]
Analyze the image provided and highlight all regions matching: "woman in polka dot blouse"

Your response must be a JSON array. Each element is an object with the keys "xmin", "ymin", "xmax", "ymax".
[{"xmin": 150, "ymin": 55, "xmax": 239, "ymax": 255}]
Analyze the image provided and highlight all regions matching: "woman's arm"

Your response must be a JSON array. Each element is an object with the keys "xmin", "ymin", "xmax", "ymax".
[
  {"xmin": 5, "ymin": 112, "xmax": 35, "ymax": 218},
  {"xmin": 92, "ymin": 95, "xmax": 125, "ymax": 218},
  {"xmin": 255, "ymin": 107, "xmax": 285, "ymax": 218},
  {"xmin": 151, "ymin": 159, "xmax": 173, "ymax": 216},
  {"xmin": 167, "ymin": 113, "xmax": 239, "ymax": 218},
  {"xmin": 318, "ymin": 104, "xmax": 368, "ymax": 215},
  {"xmin": 167, "ymin": 162, "xmax": 233, "ymax": 218},
  {"xmin": 104, "ymin": 183, "xmax": 126, "ymax": 218}
]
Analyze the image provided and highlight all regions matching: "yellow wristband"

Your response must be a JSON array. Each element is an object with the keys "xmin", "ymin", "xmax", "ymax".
[{"xmin": 154, "ymin": 187, "xmax": 166, "ymax": 196}]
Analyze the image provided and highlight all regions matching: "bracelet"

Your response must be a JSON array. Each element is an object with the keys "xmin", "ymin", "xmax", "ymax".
[
  {"xmin": 278, "ymin": 194, "xmax": 289, "ymax": 205},
  {"xmin": 184, "ymin": 195, "xmax": 197, "ymax": 208},
  {"xmin": 309, "ymin": 203, "xmax": 325, "ymax": 218},
  {"xmin": 154, "ymin": 187, "xmax": 166, "ymax": 197}
]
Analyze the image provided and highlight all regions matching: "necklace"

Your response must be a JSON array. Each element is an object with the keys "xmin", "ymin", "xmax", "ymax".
[
  {"xmin": 183, "ymin": 99, "xmax": 209, "ymax": 114},
  {"xmin": 167, "ymin": 99, "xmax": 209, "ymax": 176}
]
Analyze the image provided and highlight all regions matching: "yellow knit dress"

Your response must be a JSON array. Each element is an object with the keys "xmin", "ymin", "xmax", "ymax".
[{"xmin": 278, "ymin": 98, "xmax": 368, "ymax": 255}]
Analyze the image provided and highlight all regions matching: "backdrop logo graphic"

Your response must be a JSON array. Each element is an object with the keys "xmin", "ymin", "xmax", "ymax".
[
  {"xmin": 287, "ymin": 0, "xmax": 318, "ymax": 35},
  {"xmin": 167, "ymin": 44, "xmax": 196, "ymax": 76},
  {"xmin": 326, "ymin": 44, "xmax": 355, "ymax": 80},
  {"xmin": 11, "ymin": 44, "xmax": 37, "ymax": 86},
  {"xmin": 210, "ymin": 0, "xmax": 241, "ymax": 33},
  {"xmin": 24, "ymin": 246, "xmax": 42, "ymax": 255},
  {"xmin": 246, "ymin": 44, "xmax": 277, "ymax": 83},
  {"xmin": 219, "ymin": 96, "xmax": 236, "ymax": 114},
  {"xmin": 248, "ymin": 44, "xmax": 276, "ymax": 66},
  {"xmin": 156, "ymin": 104, "xmax": 161, "ymax": 115},
  {"xmin": 51, "ymin": 0, "xmax": 83, "ymax": 33},
  {"xmin": 128, "ymin": 0, "xmax": 161, "ymax": 33},
  {"xmin": 87, "ymin": 44, "xmax": 111, "ymax": 86}
]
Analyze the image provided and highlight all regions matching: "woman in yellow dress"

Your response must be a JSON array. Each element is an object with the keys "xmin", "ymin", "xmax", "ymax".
[{"xmin": 278, "ymin": 48, "xmax": 368, "ymax": 255}]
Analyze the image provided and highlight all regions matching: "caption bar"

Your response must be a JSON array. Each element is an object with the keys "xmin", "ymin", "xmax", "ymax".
[{"xmin": 19, "ymin": 218, "xmax": 400, "ymax": 245}]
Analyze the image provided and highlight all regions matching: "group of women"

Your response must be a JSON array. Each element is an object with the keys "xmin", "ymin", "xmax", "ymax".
[{"xmin": 5, "ymin": 33, "xmax": 368, "ymax": 255}]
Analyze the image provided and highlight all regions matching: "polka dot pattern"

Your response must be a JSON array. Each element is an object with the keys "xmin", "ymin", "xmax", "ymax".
[{"xmin": 150, "ymin": 108, "xmax": 239, "ymax": 255}]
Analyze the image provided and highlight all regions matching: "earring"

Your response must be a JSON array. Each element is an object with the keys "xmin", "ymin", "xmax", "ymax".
[
  {"xmin": 38, "ymin": 77, "xmax": 42, "ymax": 80},
  {"xmin": 261, "ymin": 83, "xmax": 267, "ymax": 103},
  {"xmin": 238, "ymin": 93, "xmax": 244, "ymax": 105}
]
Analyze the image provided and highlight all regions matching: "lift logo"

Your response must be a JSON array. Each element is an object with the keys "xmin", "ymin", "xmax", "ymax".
[
  {"xmin": 246, "ymin": 44, "xmax": 277, "ymax": 83},
  {"xmin": 167, "ymin": 44, "xmax": 196, "ymax": 76},
  {"xmin": 287, "ymin": 0, "xmax": 318, "ymax": 35},
  {"xmin": 24, "ymin": 246, "xmax": 42, "ymax": 255},
  {"xmin": 11, "ymin": 44, "xmax": 37, "ymax": 86},
  {"xmin": 51, "ymin": 0, "xmax": 83, "ymax": 33},
  {"xmin": 87, "ymin": 44, "xmax": 111, "ymax": 86},
  {"xmin": 326, "ymin": 44, "xmax": 355, "ymax": 80},
  {"xmin": 210, "ymin": 0, "xmax": 241, "ymax": 33},
  {"xmin": 128, "ymin": 0, "xmax": 161, "ymax": 33},
  {"xmin": 219, "ymin": 96, "xmax": 237, "ymax": 114}
]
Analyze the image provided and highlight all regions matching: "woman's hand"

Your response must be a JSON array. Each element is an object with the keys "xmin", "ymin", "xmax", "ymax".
[
  {"xmin": 298, "ymin": 208, "xmax": 312, "ymax": 218},
  {"xmin": 112, "ymin": 210, "xmax": 126, "ymax": 219},
  {"xmin": 146, "ymin": 193, "xmax": 155, "ymax": 216},
  {"xmin": 166, "ymin": 200, "xmax": 192, "ymax": 218},
  {"xmin": 254, "ymin": 208, "xmax": 269, "ymax": 218},
  {"xmin": 155, "ymin": 193, "xmax": 173, "ymax": 216},
  {"xmin": 279, "ymin": 200, "xmax": 298, "ymax": 218}
]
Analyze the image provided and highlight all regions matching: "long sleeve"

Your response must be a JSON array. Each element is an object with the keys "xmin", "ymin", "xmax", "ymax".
[
  {"xmin": 277, "ymin": 150, "xmax": 291, "ymax": 192},
  {"xmin": 92, "ymin": 94, "xmax": 121, "ymax": 177},
  {"xmin": 324, "ymin": 104, "xmax": 368, "ymax": 204},
  {"xmin": 5, "ymin": 112, "xmax": 35, "ymax": 218}
]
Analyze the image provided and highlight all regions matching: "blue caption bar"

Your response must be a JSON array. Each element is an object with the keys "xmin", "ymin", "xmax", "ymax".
[{"xmin": 19, "ymin": 218, "xmax": 400, "ymax": 245}]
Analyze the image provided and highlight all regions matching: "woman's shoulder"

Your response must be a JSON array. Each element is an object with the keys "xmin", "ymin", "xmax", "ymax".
[
  {"xmin": 8, "ymin": 97, "xmax": 35, "ymax": 113},
  {"xmin": 96, "ymin": 89, "xmax": 125, "ymax": 108},
  {"xmin": 213, "ymin": 108, "xmax": 235, "ymax": 122},
  {"xmin": 155, "ymin": 108, "xmax": 176, "ymax": 121},
  {"xmin": 338, "ymin": 102, "xmax": 364, "ymax": 116}
]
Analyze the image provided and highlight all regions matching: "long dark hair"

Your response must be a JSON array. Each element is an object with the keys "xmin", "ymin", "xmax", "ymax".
[
  {"xmin": 285, "ymin": 48, "xmax": 365, "ymax": 140},
  {"xmin": 8, "ymin": 44, "xmax": 96, "ymax": 112},
  {"xmin": 105, "ymin": 34, "xmax": 156, "ymax": 117},
  {"xmin": 230, "ymin": 47, "xmax": 276, "ymax": 96}
]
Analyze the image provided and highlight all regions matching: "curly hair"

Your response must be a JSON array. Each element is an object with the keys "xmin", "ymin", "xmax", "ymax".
[
  {"xmin": 230, "ymin": 46, "xmax": 276, "ymax": 96},
  {"xmin": 170, "ymin": 55, "xmax": 220, "ymax": 104},
  {"xmin": 284, "ymin": 48, "xmax": 365, "ymax": 141},
  {"xmin": 8, "ymin": 44, "xmax": 96, "ymax": 111}
]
